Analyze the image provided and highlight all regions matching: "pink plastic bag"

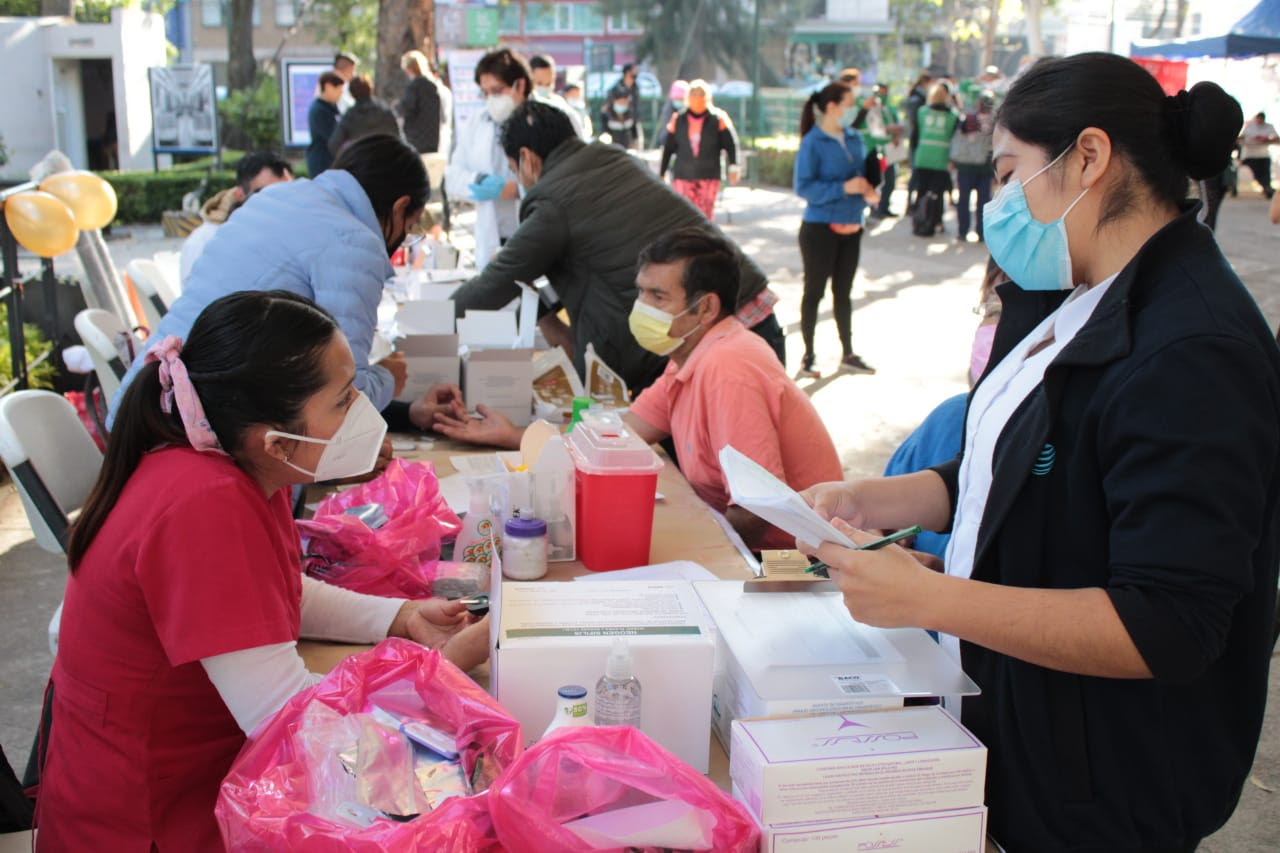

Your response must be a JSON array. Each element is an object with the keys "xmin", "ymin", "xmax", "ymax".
[
  {"xmin": 488, "ymin": 726, "xmax": 760, "ymax": 852},
  {"xmin": 298, "ymin": 459, "xmax": 462, "ymax": 598},
  {"xmin": 216, "ymin": 638, "xmax": 520, "ymax": 852}
]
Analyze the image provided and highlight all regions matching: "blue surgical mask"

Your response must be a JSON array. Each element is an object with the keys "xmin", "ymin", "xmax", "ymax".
[{"xmin": 982, "ymin": 147, "xmax": 1088, "ymax": 291}]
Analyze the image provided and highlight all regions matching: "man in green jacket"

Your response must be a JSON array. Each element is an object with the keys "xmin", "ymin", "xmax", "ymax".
[{"xmin": 450, "ymin": 100, "xmax": 780, "ymax": 393}]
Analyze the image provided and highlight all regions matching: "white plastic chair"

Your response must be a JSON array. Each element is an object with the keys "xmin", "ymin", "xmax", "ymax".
[
  {"xmin": 126, "ymin": 258, "xmax": 178, "ymax": 333},
  {"xmin": 74, "ymin": 308, "xmax": 130, "ymax": 403},
  {"xmin": 0, "ymin": 391, "xmax": 104, "ymax": 654}
]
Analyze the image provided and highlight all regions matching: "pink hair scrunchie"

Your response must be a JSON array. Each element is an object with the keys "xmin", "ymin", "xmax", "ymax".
[{"xmin": 144, "ymin": 335, "xmax": 226, "ymax": 454}]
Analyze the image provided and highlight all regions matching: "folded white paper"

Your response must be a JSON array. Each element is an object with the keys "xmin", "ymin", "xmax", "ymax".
[{"xmin": 719, "ymin": 445, "xmax": 857, "ymax": 550}]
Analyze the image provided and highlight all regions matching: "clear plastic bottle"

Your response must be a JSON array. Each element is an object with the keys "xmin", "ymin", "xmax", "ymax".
[
  {"xmin": 457, "ymin": 477, "xmax": 501, "ymax": 569},
  {"xmin": 541, "ymin": 685, "xmax": 592, "ymax": 740},
  {"xmin": 594, "ymin": 638, "xmax": 642, "ymax": 728}
]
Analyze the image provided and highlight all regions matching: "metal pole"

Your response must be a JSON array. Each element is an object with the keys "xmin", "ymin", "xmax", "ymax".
[
  {"xmin": 749, "ymin": 0, "xmax": 762, "ymax": 148},
  {"xmin": 0, "ymin": 218, "xmax": 27, "ymax": 392}
]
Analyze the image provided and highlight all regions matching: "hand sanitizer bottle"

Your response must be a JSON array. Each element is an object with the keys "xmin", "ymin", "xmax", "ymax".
[{"xmin": 594, "ymin": 638, "xmax": 642, "ymax": 728}]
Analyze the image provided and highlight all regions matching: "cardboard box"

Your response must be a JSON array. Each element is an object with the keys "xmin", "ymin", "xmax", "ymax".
[
  {"xmin": 733, "ymin": 785, "xmax": 988, "ymax": 853},
  {"xmin": 694, "ymin": 582, "xmax": 979, "ymax": 751},
  {"xmin": 493, "ymin": 580, "xmax": 715, "ymax": 771},
  {"xmin": 730, "ymin": 707, "xmax": 987, "ymax": 827},
  {"xmin": 395, "ymin": 334, "xmax": 460, "ymax": 403},
  {"xmin": 462, "ymin": 348, "xmax": 535, "ymax": 427}
]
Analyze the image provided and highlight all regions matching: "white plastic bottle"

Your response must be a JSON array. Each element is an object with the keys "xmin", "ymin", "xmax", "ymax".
[
  {"xmin": 594, "ymin": 639, "xmax": 642, "ymax": 728},
  {"xmin": 541, "ymin": 685, "xmax": 592, "ymax": 740}
]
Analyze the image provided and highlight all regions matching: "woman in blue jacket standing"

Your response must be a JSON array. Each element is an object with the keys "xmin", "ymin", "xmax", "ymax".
[{"xmin": 794, "ymin": 82, "xmax": 878, "ymax": 377}]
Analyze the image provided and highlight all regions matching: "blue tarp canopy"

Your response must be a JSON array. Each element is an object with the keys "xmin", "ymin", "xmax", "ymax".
[{"xmin": 1130, "ymin": 0, "xmax": 1280, "ymax": 59}]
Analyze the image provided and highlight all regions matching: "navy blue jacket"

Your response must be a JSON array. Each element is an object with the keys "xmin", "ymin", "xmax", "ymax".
[
  {"xmin": 933, "ymin": 204, "xmax": 1280, "ymax": 851},
  {"xmin": 306, "ymin": 98, "xmax": 340, "ymax": 177}
]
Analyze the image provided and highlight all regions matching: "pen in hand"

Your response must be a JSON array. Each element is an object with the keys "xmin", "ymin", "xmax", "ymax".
[{"xmin": 805, "ymin": 525, "xmax": 924, "ymax": 577}]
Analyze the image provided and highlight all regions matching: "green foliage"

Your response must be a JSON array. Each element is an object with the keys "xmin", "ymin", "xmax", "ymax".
[
  {"xmin": 0, "ymin": 0, "xmax": 176, "ymax": 21},
  {"xmin": 752, "ymin": 136, "xmax": 799, "ymax": 188},
  {"xmin": 0, "ymin": 0, "xmax": 39, "ymax": 14},
  {"xmin": 97, "ymin": 168, "xmax": 237, "ymax": 223},
  {"xmin": 306, "ymin": 0, "xmax": 378, "ymax": 69},
  {"xmin": 219, "ymin": 71, "xmax": 283, "ymax": 151},
  {"xmin": 0, "ymin": 305, "xmax": 58, "ymax": 391},
  {"xmin": 0, "ymin": 133, "xmax": 9, "ymax": 169}
]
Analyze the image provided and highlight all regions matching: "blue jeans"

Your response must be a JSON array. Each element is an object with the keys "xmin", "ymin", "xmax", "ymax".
[{"xmin": 956, "ymin": 168, "xmax": 991, "ymax": 238}]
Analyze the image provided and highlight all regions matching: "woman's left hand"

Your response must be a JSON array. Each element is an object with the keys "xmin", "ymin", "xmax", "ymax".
[
  {"xmin": 799, "ymin": 518, "xmax": 939, "ymax": 628},
  {"xmin": 390, "ymin": 598, "xmax": 471, "ymax": 648}
]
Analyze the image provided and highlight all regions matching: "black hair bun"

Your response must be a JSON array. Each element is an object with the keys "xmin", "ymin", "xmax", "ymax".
[{"xmin": 1166, "ymin": 82, "xmax": 1243, "ymax": 181}]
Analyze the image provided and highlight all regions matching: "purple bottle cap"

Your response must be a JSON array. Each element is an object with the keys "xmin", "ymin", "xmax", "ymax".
[{"xmin": 504, "ymin": 516, "xmax": 547, "ymax": 538}]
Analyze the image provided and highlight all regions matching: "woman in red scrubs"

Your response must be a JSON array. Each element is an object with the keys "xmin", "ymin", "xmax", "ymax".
[{"xmin": 35, "ymin": 290, "xmax": 489, "ymax": 850}]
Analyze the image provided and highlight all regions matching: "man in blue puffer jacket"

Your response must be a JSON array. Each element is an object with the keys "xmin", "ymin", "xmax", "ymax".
[{"xmin": 113, "ymin": 135, "xmax": 429, "ymax": 423}]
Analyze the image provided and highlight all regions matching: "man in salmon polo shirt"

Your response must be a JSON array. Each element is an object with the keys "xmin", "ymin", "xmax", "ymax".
[{"xmin": 433, "ymin": 228, "xmax": 842, "ymax": 549}]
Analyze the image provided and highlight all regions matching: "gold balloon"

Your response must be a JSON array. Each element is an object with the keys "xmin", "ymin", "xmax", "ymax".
[
  {"xmin": 3, "ymin": 192, "xmax": 80, "ymax": 258},
  {"xmin": 39, "ymin": 170, "xmax": 118, "ymax": 230}
]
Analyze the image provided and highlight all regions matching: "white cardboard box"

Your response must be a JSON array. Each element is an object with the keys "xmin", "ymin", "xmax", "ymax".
[
  {"xmin": 493, "ymin": 580, "xmax": 715, "ymax": 771},
  {"xmin": 462, "ymin": 348, "xmax": 535, "ymax": 427},
  {"xmin": 395, "ymin": 334, "xmax": 460, "ymax": 403},
  {"xmin": 733, "ymin": 785, "xmax": 988, "ymax": 853},
  {"xmin": 694, "ymin": 582, "xmax": 980, "ymax": 751},
  {"xmin": 730, "ymin": 707, "xmax": 987, "ymax": 828}
]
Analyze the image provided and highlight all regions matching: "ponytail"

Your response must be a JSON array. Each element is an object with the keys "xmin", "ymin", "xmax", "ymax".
[
  {"xmin": 799, "ymin": 93, "xmax": 820, "ymax": 136},
  {"xmin": 66, "ymin": 363, "xmax": 185, "ymax": 570},
  {"xmin": 799, "ymin": 82, "xmax": 853, "ymax": 138}
]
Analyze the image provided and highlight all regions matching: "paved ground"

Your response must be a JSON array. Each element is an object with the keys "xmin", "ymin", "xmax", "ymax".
[{"xmin": 0, "ymin": 183, "xmax": 1276, "ymax": 848}]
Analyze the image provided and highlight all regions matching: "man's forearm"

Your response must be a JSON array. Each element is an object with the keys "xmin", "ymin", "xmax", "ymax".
[{"xmin": 924, "ymin": 577, "xmax": 1152, "ymax": 678}]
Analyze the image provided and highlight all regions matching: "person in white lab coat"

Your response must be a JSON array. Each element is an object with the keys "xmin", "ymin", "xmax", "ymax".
[{"xmin": 445, "ymin": 48, "xmax": 582, "ymax": 268}]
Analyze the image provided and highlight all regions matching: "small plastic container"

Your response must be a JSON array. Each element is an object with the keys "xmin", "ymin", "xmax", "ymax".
[
  {"xmin": 502, "ymin": 515, "xmax": 548, "ymax": 580},
  {"xmin": 564, "ymin": 411, "xmax": 663, "ymax": 571}
]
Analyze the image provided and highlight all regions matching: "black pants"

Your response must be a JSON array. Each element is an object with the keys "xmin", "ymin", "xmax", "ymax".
[
  {"xmin": 1243, "ymin": 156, "xmax": 1274, "ymax": 198},
  {"xmin": 798, "ymin": 221, "xmax": 862, "ymax": 357}
]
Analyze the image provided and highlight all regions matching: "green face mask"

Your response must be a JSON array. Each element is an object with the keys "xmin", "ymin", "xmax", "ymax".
[{"xmin": 628, "ymin": 297, "xmax": 702, "ymax": 356}]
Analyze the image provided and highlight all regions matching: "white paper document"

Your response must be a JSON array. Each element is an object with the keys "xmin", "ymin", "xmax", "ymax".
[
  {"xmin": 719, "ymin": 445, "xmax": 857, "ymax": 549},
  {"xmin": 458, "ymin": 310, "xmax": 517, "ymax": 348},
  {"xmin": 572, "ymin": 560, "xmax": 718, "ymax": 584}
]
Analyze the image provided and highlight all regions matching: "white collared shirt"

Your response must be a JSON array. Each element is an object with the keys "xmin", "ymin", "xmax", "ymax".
[{"xmin": 940, "ymin": 275, "xmax": 1117, "ymax": 705}]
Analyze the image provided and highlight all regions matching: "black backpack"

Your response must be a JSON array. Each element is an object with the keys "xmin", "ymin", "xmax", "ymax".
[{"xmin": 912, "ymin": 191, "xmax": 943, "ymax": 237}]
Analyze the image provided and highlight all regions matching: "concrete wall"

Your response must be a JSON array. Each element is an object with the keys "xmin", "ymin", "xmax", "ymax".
[{"xmin": 0, "ymin": 8, "xmax": 167, "ymax": 180}]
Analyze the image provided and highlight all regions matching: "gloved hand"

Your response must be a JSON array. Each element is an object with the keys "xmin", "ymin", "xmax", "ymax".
[{"xmin": 468, "ymin": 173, "xmax": 507, "ymax": 202}]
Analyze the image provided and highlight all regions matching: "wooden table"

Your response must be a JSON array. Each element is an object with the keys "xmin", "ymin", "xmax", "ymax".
[{"xmin": 300, "ymin": 436, "xmax": 749, "ymax": 788}]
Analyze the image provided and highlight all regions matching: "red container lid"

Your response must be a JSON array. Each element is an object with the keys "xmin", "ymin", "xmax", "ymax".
[{"xmin": 564, "ymin": 411, "xmax": 663, "ymax": 475}]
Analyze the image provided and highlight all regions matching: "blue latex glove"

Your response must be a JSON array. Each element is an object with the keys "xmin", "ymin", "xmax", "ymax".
[{"xmin": 468, "ymin": 173, "xmax": 507, "ymax": 202}]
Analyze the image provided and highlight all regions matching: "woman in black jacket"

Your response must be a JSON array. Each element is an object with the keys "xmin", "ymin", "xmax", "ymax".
[
  {"xmin": 659, "ymin": 80, "xmax": 740, "ymax": 221},
  {"xmin": 801, "ymin": 53, "xmax": 1279, "ymax": 852},
  {"xmin": 329, "ymin": 75, "xmax": 402, "ymax": 159}
]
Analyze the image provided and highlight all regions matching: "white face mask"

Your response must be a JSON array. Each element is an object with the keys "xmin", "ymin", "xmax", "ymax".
[
  {"xmin": 266, "ymin": 392, "xmax": 387, "ymax": 482},
  {"xmin": 486, "ymin": 93, "xmax": 516, "ymax": 123},
  {"xmin": 533, "ymin": 85, "xmax": 552, "ymax": 98}
]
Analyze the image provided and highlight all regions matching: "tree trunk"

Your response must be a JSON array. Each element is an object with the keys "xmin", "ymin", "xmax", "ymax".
[
  {"xmin": 40, "ymin": 0, "xmax": 74, "ymax": 16},
  {"xmin": 1175, "ymin": 0, "xmax": 1190, "ymax": 37},
  {"xmin": 1146, "ymin": 0, "xmax": 1169, "ymax": 38},
  {"xmin": 981, "ymin": 0, "xmax": 1000, "ymax": 70},
  {"xmin": 227, "ymin": 0, "xmax": 257, "ymax": 92},
  {"xmin": 1025, "ymin": 0, "xmax": 1045, "ymax": 57},
  {"xmin": 376, "ymin": 0, "xmax": 434, "ymax": 104}
]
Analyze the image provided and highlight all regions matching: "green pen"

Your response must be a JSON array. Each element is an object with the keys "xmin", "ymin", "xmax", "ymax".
[{"xmin": 805, "ymin": 525, "xmax": 924, "ymax": 577}]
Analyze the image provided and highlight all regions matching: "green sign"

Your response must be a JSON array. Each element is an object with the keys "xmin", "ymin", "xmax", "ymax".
[{"xmin": 467, "ymin": 7, "xmax": 499, "ymax": 47}]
